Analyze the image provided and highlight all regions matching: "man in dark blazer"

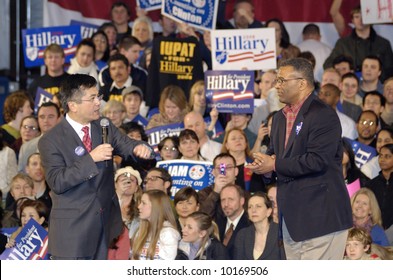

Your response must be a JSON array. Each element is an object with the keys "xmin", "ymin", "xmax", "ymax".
[
  {"xmin": 216, "ymin": 184, "xmax": 250, "ymax": 259},
  {"xmin": 38, "ymin": 74, "xmax": 153, "ymax": 259},
  {"xmin": 248, "ymin": 58, "xmax": 352, "ymax": 259}
]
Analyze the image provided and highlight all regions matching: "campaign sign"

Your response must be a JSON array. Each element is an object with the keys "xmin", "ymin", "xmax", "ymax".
[
  {"xmin": 345, "ymin": 137, "xmax": 377, "ymax": 168},
  {"xmin": 361, "ymin": 0, "xmax": 393, "ymax": 24},
  {"xmin": 137, "ymin": 0, "xmax": 162, "ymax": 11},
  {"xmin": 22, "ymin": 25, "xmax": 81, "ymax": 68},
  {"xmin": 162, "ymin": 0, "xmax": 218, "ymax": 31},
  {"xmin": 0, "ymin": 219, "xmax": 48, "ymax": 260},
  {"xmin": 157, "ymin": 159, "xmax": 214, "ymax": 198},
  {"xmin": 34, "ymin": 87, "xmax": 54, "ymax": 115},
  {"xmin": 146, "ymin": 122, "xmax": 184, "ymax": 152},
  {"xmin": 211, "ymin": 28, "xmax": 276, "ymax": 71},
  {"xmin": 205, "ymin": 70, "xmax": 254, "ymax": 114},
  {"xmin": 70, "ymin": 20, "xmax": 99, "ymax": 38}
]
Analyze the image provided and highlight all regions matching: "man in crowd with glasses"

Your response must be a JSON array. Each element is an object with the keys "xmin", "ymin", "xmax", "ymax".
[
  {"xmin": 143, "ymin": 167, "xmax": 173, "ymax": 196},
  {"xmin": 39, "ymin": 74, "xmax": 153, "ymax": 259},
  {"xmin": 248, "ymin": 58, "xmax": 352, "ymax": 259}
]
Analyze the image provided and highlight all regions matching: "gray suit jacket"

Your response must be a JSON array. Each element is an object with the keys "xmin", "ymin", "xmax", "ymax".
[
  {"xmin": 18, "ymin": 135, "xmax": 42, "ymax": 172},
  {"xmin": 39, "ymin": 117, "xmax": 147, "ymax": 258}
]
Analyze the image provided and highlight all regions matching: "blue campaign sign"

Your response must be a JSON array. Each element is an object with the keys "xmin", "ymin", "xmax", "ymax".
[
  {"xmin": 157, "ymin": 159, "xmax": 214, "ymax": 198},
  {"xmin": 70, "ymin": 20, "xmax": 99, "ymax": 39},
  {"xmin": 205, "ymin": 70, "xmax": 254, "ymax": 114},
  {"xmin": 0, "ymin": 219, "xmax": 48, "ymax": 260},
  {"xmin": 146, "ymin": 122, "xmax": 184, "ymax": 152},
  {"xmin": 137, "ymin": 0, "xmax": 162, "ymax": 11},
  {"xmin": 34, "ymin": 87, "xmax": 54, "ymax": 114},
  {"xmin": 345, "ymin": 137, "xmax": 377, "ymax": 168},
  {"xmin": 162, "ymin": 0, "xmax": 218, "ymax": 31},
  {"xmin": 22, "ymin": 25, "xmax": 82, "ymax": 68}
]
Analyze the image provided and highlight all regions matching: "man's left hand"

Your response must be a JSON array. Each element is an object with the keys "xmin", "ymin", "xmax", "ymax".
[
  {"xmin": 133, "ymin": 144, "xmax": 153, "ymax": 159},
  {"xmin": 246, "ymin": 153, "xmax": 276, "ymax": 174}
]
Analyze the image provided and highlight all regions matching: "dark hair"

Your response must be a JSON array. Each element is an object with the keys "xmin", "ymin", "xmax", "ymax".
[
  {"xmin": 363, "ymin": 91, "xmax": 386, "ymax": 107},
  {"xmin": 37, "ymin": 102, "xmax": 61, "ymax": 118},
  {"xmin": 179, "ymin": 129, "xmax": 199, "ymax": 144},
  {"xmin": 147, "ymin": 167, "xmax": 172, "ymax": 195},
  {"xmin": 20, "ymin": 199, "xmax": 49, "ymax": 228},
  {"xmin": 377, "ymin": 127, "xmax": 393, "ymax": 140},
  {"xmin": 111, "ymin": 1, "xmax": 130, "ymax": 16},
  {"xmin": 357, "ymin": 110, "xmax": 379, "ymax": 127},
  {"xmin": 342, "ymin": 72, "xmax": 359, "ymax": 85},
  {"xmin": 362, "ymin": 55, "xmax": 383, "ymax": 71},
  {"xmin": 107, "ymin": 53, "xmax": 129, "ymax": 68},
  {"xmin": 249, "ymin": 192, "xmax": 273, "ymax": 222},
  {"xmin": 299, "ymin": 51, "xmax": 316, "ymax": 70},
  {"xmin": 213, "ymin": 152, "xmax": 237, "ymax": 168},
  {"xmin": 119, "ymin": 36, "xmax": 142, "ymax": 51},
  {"xmin": 99, "ymin": 22, "xmax": 117, "ymax": 33},
  {"xmin": 120, "ymin": 121, "xmax": 148, "ymax": 142},
  {"xmin": 321, "ymin": 83, "xmax": 341, "ymax": 98},
  {"xmin": 91, "ymin": 30, "xmax": 110, "ymax": 62},
  {"xmin": 158, "ymin": 136, "xmax": 180, "ymax": 152},
  {"xmin": 76, "ymin": 38, "xmax": 96, "ymax": 58},
  {"xmin": 342, "ymin": 138, "xmax": 359, "ymax": 177},
  {"xmin": 302, "ymin": 23, "xmax": 320, "ymax": 36},
  {"xmin": 3, "ymin": 90, "xmax": 33, "ymax": 123},
  {"xmin": 234, "ymin": 0, "xmax": 255, "ymax": 11},
  {"xmin": 380, "ymin": 143, "xmax": 393, "ymax": 154},
  {"xmin": 279, "ymin": 57, "xmax": 315, "ymax": 88},
  {"xmin": 0, "ymin": 128, "xmax": 5, "ymax": 150},
  {"xmin": 59, "ymin": 74, "xmax": 97, "ymax": 113},
  {"xmin": 174, "ymin": 186, "xmax": 199, "ymax": 206},
  {"xmin": 332, "ymin": 55, "xmax": 355, "ymax": 71},
  {"xmin": 265, "ymin": 18, "xmax": 290, "ymax": 48}
]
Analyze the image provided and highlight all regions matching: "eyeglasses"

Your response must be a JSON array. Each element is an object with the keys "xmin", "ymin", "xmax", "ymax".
[
  {"xmin": 273, "ymin": 77, "xmax": 304, "ymax": 86},
  {"xmin": 162, "ymin": 146, "xmax": 178, "ymax": 152},
  {"xmin": 22, "ymin": 125, "xmax": 39, "ymax": 131},
  {"xmin": 359, "ymin": 120, "xmax": 375, "ymax": 126},
  {"xmin": 76, "ymin": 95, "xmax": 103, "ymax": 103},
  {"xmin": 143, "ymin": 176, "xmax": 165, "ymax": 185}
]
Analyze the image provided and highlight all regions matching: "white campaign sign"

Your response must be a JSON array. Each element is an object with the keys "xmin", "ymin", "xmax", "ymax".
[{"xmin": 361, "ymin": 0, "xmax": 393, "ymax": 24}]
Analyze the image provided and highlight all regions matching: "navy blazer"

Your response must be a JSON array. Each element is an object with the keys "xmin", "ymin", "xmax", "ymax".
[
  {"xmin": 268, "ymin": 94, "xmax": 352, "ymax": 242},
  {"xmin": 39, "ymin": 117, "xmax": 148, "ymax": 258}
]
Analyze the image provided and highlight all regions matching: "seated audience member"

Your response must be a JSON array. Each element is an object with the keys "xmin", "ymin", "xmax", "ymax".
[
  {"xmin": 27, "ymin": 43, "xmax": 69, "ymax": 100},
  {"xmin": 331, "ymin": 55, "xmax": 355, "ymax": 77},
  {"xmin": 344, "ymin": 228, "xmax": 380, "ymax": 260},
  {"xmin": 102, "ymin": 100, "xmax": 126, "ymax": 128},
  {"xmin": 356, "ymin": 110, "xmax": 379, "ymax": 149},
  {"xmin": 10, "ymin": 116, "xmax": 40, "ymax": 158},
  {"xmin": 342, "ymin": 138, "xmax": 369, "ymax": 188},
  {"xmin": 178, "ymin": 129, "xmax": 206, "ymax": 161},
  {"xmin": 351, "ymin": 188, "xmax": 389, "ymax": 246},
  {"xmin": 2, "ymin": 91, "xmax": 33, "ymax": 146},
  {"xmin": 5, "ymin": 173, "xmax": 34, "ymax": 210},
  {"xmin": 198, "ymin": 153, "xmax": 238, "ymax": 219},
  {"xmin": 318, "ymin": 84, "xmax": 357, "ymax": 140},
  {"xmin": 233, "ymin": 192, "xmax": 281, "ymax": 260},
  {"xmin": 253, "ymin": 69, "xmax": 277, "ymax": 101},
  {"xmin": 0, "ymin": 129, "xmax": 18, "ymax": 199},
  {"xmin": 146, "ymin": 85, "xmax": 189, "ymax": 130},
  {"xmin": 381, "ymin": 78, "xmax": 393, "ymax": 127},
  {"xmin": 158, "ymin": 136, "xmax": 180, "ymax": 161},
  {"xmin": 176, "ymin": 211, "xmax": 229, "ymax": 260},
  {"xmin": 5, "ymin": 199, "xmax": 49, "ymax": 249},
  {"xmin": 131, "ymin": 190, "xmax": 180, "ymax": 260},
  {"xmin": 98, "ymin": 22, "xmax": 118, "ymax": 56},
  {"xmin": 174, "ymin": 187, "xmax": 200, "ymax": 232},
  {"xmin": 366, "ymin": 143, "xmax": 393, "ymax": 230},
  {"xmin": 122, "ymin": 86, "xmax": 147, "ymax": 126},
  {"xmin": 91, "ymin": 30, "xmax": 110, "ymax": 71},
  {"xmin": 184, "ymin": 111, "xmax": 222, "ymax": 162},
  {"xmin": 265, "ymin": 18, "xmax": 300, "ymax": 64},
  {"xmin": 341, "ymin": 72, "xmax": 363, "ymax": 107},
  {"xmin": 67, "ymin": 39, "xmax": 98, "ymax": 81},
  {"xmin": 222, "ymin": 128, "xmax": 265, "ymax": 193},
  {"xmin": 359, "ymin": 55, "xmax": 384, "ymax": 98},
  {"xmin": 143, "ymin": 167, "xmax": 172, "ymax": 196},
  {"xmin": 362, "ymin": 91, "xmax": 387, "ymax": 130},
  {"xmin": 120, "ymin": 121, "xmax": 148, "ymax": 142},
  {"xmin": 361, "ymin": 128, "xmax": 393, "ymax": 179}
]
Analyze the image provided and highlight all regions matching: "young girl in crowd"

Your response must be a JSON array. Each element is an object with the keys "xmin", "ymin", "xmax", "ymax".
[
  {"xmin": 176, "ymin": 211, "xmax": 229, "ymax": 260},
  {"xmin": 67, "ymin": 39, "xmax": 98, "ymax": 81},
  {"xmin": 131, "ymin": 190, "xmax": 180, "ymax": 260},
  {"xmin": 158, "ymin": 136, "xmax": 180, "ymax": 161},
  {"xmin": 174, "ymin": 187, "xmax": 200, "ymax": 232}
]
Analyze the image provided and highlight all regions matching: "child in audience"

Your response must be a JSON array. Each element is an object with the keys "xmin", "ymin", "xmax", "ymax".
[{"xmin": 344, "ymin": 228, "xmax": 380, "ymax": 260}]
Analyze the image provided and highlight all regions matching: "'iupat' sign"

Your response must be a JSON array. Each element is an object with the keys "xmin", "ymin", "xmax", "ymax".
[{"xmin": 211, "ymin": 28, "xmax": 277, "ymax": 71}]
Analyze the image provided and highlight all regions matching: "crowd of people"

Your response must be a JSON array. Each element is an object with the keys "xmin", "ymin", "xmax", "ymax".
[{"xmin": 1, "ymin": 0, "xmax": 393, "ymax": 260}]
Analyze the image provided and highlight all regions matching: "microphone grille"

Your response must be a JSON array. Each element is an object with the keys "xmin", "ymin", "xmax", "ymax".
[{"xmin": 100, "ymin": 118, "xmax": 109, "ymax": 127}]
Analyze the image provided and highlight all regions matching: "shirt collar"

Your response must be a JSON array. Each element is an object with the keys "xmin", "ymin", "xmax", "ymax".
[{"xmin": 282, "ymin": 92, "xmax": 312, "ymax": 117}]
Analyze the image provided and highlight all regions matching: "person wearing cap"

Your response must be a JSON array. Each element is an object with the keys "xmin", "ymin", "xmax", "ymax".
[{"xmin": 122, "ymin": 86, "xmax": 148, "ymax": 127}]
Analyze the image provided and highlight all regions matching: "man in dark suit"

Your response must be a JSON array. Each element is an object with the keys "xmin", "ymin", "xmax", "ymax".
[
  {"xmin": 38, "ymin": 74, "xmax": 153, "ymax": 259},
  {"xmin": 217, "ymin": 184, "xmax": 250, "ymax": 259},
  {"xmin": 248, "ymin": 58, "xmax": 352, "ymax": 259}
]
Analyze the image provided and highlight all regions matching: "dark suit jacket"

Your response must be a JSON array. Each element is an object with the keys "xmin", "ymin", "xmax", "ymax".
[
  {"xmin": 268, "ymin": 94, "xmax": 352, "ymax": 242},
  {"xmin": 38, "ymin": 117, "xmax": 148, "ymax": 258},
  {"xmin": 233, "ymin": 223, "xmax": 281, "ymax": 260},
  {"xmin": 342, "ymin": 100, "xmax": 362, "ymax": 122},
  {"xmin": 217, "ymin": 212, "xmax": 250, "ymax": 259}
]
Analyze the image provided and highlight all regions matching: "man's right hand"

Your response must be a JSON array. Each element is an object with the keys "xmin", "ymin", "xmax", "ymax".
[{"xmin": 90, "ymin": 144, "xmax": 113, "ymax": 162}]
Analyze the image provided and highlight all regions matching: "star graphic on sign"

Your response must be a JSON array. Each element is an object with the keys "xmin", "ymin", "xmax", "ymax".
[{"xmin": 365, "ymin": 7, "xmax": 370, "ymax": 15}]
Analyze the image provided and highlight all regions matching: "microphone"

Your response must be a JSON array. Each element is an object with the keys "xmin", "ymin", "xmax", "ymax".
[
  {"xmin": 100, "ymin": 118, "xmax": 109, "ymax": 144},
  {"xmin": 100, "ymin": 118, "xmax": 110, "ymax": 167}
]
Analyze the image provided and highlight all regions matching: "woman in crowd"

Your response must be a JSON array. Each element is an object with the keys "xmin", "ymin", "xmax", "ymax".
[
  {"xmin": 189, "ymin": 80, "xmax": 207, "ymax": 118},
  {"xmin": 91, "ymin": 30, "xmax": 110, "ymax": 71},
  {"xmin": 158, "ymin": 136, "xmax": 180, "ymax": 161},
  {"xmin": 67, "ymin": 38, "xmax": 98, "ymax": 81},
  {"xmin": 131, "ymin": 190, "xmax": 180, "ymax": 260},
  {"xmin": 1, "ymin": 91, "xmax": 33, "ymax": 146},
  {"xmin": 176, "ymin": 211, "xmax": 229, "ymax": 260},
  {"xmin": 221, "ymin": 128, "xmax": 265, "ymax": 193},
  {"xmin": 0, "ymin": 129, "xmax": 17, "ymax": 200},
  {"xmin": 174, "ymin": 187, "xmax": 200, "ymax": 232},
  {"xmin": 178, "ymin": 129, "xmax": 205, "ymax": 161},
  {"xmin": 10, "ymin": 116, "xmax": 40, "ymax": 157},
  {"xmin": 99, "ymin": 22, "xmax": 118, "ymax": 56},
  {"xmin": 233, "ymin": 192, "xmax": 281, "ymax": 260},
  {"xmin": 350, "ymin": 188, "xmax": 389, "ymax": 246},
  {"xmin": 146, "ymin": 85, "xmax": 189, "ymax": 130}
]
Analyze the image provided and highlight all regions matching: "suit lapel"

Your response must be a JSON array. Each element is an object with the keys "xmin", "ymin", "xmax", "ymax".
[
  {"xmin": 91, "ymin": 120, "xmax": 102, "ymax": 149},
  {"xmin": 61, "ymin": 119, "xmax": 83, "ymax": 148}
]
